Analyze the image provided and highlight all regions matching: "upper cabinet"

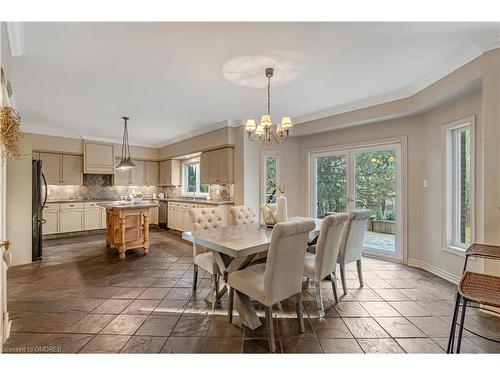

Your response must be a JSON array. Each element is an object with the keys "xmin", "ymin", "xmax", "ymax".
[
  {"xmin": 113, "ymin": 159, "xmax": 160, "ymax": 186},
  {"xmin": 62, "ymin": 155, "xmax": 84, "ymax": 184},
  {"xmin": 130, "ymin": 160, "xmax": 146, "ymax": 185},
  {"xmin": 159, "ymin": 159, "xmax": 181, "ymax": 186},
  {"xmin": 200, "ymin": 147, "xmax": 234, "ymax": 184},
  {"xmin": 145, "ymin": 161, "xmax": 159, "ymax": 186},
  {"xmin": 83, "ymin": 140, "xmax": 115, "ymax": 174},
  {"xmin": 39, "ymin": 152, "xmax": 83, "ymax": 185}
]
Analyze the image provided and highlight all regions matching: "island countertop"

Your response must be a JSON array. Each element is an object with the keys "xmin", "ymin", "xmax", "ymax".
[{"xmin": 98, "ymin": 201, "xmax": 159, "ymax": 209}]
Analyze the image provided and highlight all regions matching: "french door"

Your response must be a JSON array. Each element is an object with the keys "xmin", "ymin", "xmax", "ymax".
[{"xmin": 310, "ymin": 142, "xmax": 403, "ymax": 262}]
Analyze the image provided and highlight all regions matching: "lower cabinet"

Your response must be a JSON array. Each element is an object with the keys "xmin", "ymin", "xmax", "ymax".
[
  {"xmin": 43, "ymin": 201, "xmax": 157, "ymax": 236},
  {"xmin": 59, "ymin": 203, "xmax": 84, "ymax": 233}
]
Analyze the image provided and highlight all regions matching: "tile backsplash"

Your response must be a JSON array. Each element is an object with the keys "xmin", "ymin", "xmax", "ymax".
[{"xmin": 47, "ymin": 174, "xmax": 234, "ymax": 201}]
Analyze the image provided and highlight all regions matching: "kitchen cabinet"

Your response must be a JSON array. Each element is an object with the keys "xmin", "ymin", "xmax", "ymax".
[
  {"xmin": 149, "ymin": 206, "xmax": 159, "ymax": 225},
  {"xmin": 200, "ymin": 147, "xmax": 234, "ymax": 184},
  {"xmin": 144, "ymin": 161, "xmax": 159, "ymax": 186},
  {"xmin": 39, "ymin": 153, "xmax": 62, "ymax": 184},
  {"xmin": 100, "ymin": 207, "xmax": 107, "ymax": 229},
  {"xmin": 114, "ymin": 158, "xmax": 130, "ymax": 185},
  {"xmin": 62, "ymin": 155, "xmax": 83, "ymax": 184},
  {"xmin": 84, "ymin": 207, "xmax": 101, "ymax": 230},
  {"xmin": 159, "ymin": 159, "xmax": 180, "ymax": 186},
  {"xmin": 42, "ymin": 203, "xmax": 59, "ymax": 235},
  {"xmin": 38, "ymin": 152, "xmax": 83, "ymax": 185},
  {"xmin": 130, "ymin": 160, "xmax": 146, "ymax": 185},
  {"xmin": 84, "ymin": 140, "xmax": 115, "ymax": 174},
  {"xmin": 59, "ymin": 202, "xmax": 84, "ymax": 233}
]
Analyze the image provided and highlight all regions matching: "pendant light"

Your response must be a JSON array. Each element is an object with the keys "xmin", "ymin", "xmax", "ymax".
[
  {"xmin": 245, "ymin": 67, "xmax": 292, "ymax": 145},
  {"xmin": 116, "ymin": 116, "xmax": 136, "ymax": 170}
]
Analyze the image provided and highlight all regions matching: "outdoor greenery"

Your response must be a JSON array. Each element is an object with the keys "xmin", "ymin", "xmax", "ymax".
[
  {"xmin": 186, "ymin": 163, "xmax": 208, "ymax": 193},
  {"xmin": 315, "ymin": 150, "xmax": 396, "ymax": 220},
  {"xmin": 265, "ymin": 155, "xmax": 277, "ymax": 203}
]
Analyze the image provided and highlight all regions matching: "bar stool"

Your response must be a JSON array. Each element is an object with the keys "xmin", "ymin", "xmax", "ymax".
[{"xmin": 447, "ymin": 243, "xmax": 500, "ymax": 353}]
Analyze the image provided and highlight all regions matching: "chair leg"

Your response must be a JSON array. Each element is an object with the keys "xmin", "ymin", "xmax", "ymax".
[
  {"xmin": 356, "ymin": 259, "xmax": 364, "ymax": 287},
  {"xmin": 228, "ymin": 287, "xmax": 234, "ymax": 323},
  {"xmin": 296, "ymin": 293, "xmax": 305, "ymax": 333},
  {"xmin": 265, "ymin": 306, "xmax": 276, "ymax": 353},
  {"xmin": 192, "ymin": 264, "xmax": 198, "ymax": 292},
  {"xmin": 447, "ymin": 292, "xmax": 461, "ymax": 353},
  {"xmin": 330, "ymin": 272, "xmax": 339, "ymax": 304},
  {"xmin": 314, "ymin": 281, "xmax": 325, "ymax": 317},
  {"xmin": 211, "ymin": 274, "xmax": 217, "ymax": 309},
  {"xmin": 339, "ymin": 264, "xmax": 348, "ymax": 295},
  {"xmin": 456, "ymin": 298, "xmax": 468, "ymax": 354}
]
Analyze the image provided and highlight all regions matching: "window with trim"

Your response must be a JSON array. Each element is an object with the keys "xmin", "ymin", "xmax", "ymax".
[
  {"xmin": 262, "ymin": 152, "xmax": 279, "ymax": 204},
  {"xmin": 443, "ymin": 117, "xmax": 474, "ymax": 251},
  {"xmin": 182, "ymin": 159, "xmax": 209, "ymax": 195}
]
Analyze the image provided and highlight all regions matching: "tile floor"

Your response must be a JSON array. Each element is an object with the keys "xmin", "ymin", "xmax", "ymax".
[{"xmin": 3, "ymin": 230, "xmax": 500, "ymax": 354}]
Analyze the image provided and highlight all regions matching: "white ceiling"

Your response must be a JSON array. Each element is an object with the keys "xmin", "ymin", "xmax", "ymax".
[{"xmin": 10, "ymin": 22, "xmax": 500, "ymax": 147}]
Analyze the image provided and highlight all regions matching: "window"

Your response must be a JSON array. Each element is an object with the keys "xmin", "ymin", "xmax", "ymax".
[
  {"xmin": 261, "ymin": 151, "xmax": 279, "ymax": 204},
  {"xmin": 443, "ymin": 117, "xmax": 474, "ymax": 251},
  {"xmin": 182, "ymin": 159, "xmax": 209, "ymax": 195}
]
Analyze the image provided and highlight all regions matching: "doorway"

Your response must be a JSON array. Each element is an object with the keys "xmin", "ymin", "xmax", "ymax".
[{"xmin": 309, "ymin": 142, "xmax": 403, "ymax": 262}]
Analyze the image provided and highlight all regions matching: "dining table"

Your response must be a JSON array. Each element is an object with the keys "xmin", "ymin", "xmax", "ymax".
[{"xmin": 182, "ymin": 216, "xmax": 322, "ymax": 330}]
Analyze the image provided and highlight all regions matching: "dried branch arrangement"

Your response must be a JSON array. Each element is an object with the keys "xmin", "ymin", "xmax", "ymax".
[
  {"xmin": 1, "ymin": 67, "xmax": 24, "ymax": 161},
  {"xmin": 0, "ymin": 105, "xmax": 23, "ymax": 160}
]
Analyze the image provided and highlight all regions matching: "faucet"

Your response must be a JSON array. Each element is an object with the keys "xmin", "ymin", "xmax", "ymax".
[{"xmin": 189, "ymin": 185, "xmax": 196, "ymax": 201}]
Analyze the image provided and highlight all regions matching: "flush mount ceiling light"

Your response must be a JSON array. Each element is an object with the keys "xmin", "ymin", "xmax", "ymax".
[
  {"xmin": 222, "ymin": 51, "xmax": 305, "ymax": 88},
  {"xmin": 116, "ymin": 116, "xmax": 136, "ymax": 171},
  {"xmin": 245, "ymin": 67, "xmax": 292, "ymax": 145}
]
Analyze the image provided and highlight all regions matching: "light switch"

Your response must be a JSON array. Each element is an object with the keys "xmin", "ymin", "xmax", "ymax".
[{"xmin": 423, "ymin": 179, "xmax": 428, "ymax": 188}]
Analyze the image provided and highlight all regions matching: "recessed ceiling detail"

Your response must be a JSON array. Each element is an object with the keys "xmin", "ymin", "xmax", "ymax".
[{"xmin": 222, "ymin": 50, "xmax": 305, "ymax": 88}]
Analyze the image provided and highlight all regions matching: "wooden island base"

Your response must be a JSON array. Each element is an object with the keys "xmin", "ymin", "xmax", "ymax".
[{"xmin": 99, "ymin": 202, "xmax": 158, "ymax": 259}]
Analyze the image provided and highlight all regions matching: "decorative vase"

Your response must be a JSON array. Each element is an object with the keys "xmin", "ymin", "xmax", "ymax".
[{"xmin": 277, "ymin": 195, "xmax": 288, "ymax": 223}]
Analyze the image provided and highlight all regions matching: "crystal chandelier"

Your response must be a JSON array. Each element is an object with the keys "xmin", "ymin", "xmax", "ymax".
[
  {"xmin": 245, "ymin": 67, "xmax": 292, "ymax": 144},
  {"xmin": 116, "ymin": 116, "xmax": 136, "ymax": 170}
]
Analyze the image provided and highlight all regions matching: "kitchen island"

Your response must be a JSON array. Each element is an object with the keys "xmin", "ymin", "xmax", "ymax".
[{"xmin": 98, "ymin": 201, "xmax": 159, "ymax": 259}]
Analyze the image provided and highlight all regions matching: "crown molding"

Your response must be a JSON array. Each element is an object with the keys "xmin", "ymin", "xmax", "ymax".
[
  {"xmin": 154, "ymin": 120, "xmax": 239, "ymax": 148},
  {"xmin": 6, "ymin": 22, "xmax": 25, "ymax": 56},
  {"xmin": 294, "ymin": 37, "xmax": 499, "ymax": 127}
]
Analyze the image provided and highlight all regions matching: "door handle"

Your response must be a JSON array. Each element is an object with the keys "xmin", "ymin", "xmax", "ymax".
[
  {"xmin": 39, "ymin": 219, "xmax": 47, "ymax": 224},
  {"xmin": 0, "ymin": 240, "xmax": 11, "ymax": 250}
]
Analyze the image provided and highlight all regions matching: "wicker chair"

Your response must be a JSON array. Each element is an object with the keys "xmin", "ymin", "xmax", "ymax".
[{"xmin": 447, "ymin": 243, "xmax": 500, "ymax": 353}]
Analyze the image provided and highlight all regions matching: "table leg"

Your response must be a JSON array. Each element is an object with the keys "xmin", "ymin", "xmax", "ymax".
[{"xmin": 233, "ymin": 290, "xmax": 262, "ymax": 330}]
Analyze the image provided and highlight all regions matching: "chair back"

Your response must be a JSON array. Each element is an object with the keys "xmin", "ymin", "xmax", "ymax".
[
  {"xmin": 260, "ymin": 203, "xmax": 278, "ymax": 225},
  {"xmin": 314, "ymin": 213, "xmax": 349, "ymax": 279},
  {"xmin": 337, "ymin": 209, "xmax": 371, "ymax": 264},
  {"xmin": 264, "ymin": 219, "xmax": 315, "ymax": 305},
  {"xmin": 229, "ymin": 205, "xmax": 257, "ymax": 225},
  {"xmin": 189, "ymin": 207, "xmax": 223, "ymax": 257}
]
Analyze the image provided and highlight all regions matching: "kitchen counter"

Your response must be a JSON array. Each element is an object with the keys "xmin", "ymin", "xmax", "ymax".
[
  {"xmin": 98, "ymin": 201, "xmax": 159, "ymax": 209},
  {"xmin": 160, "ymin": 197, "xmax": 233, "ymax": 205}
]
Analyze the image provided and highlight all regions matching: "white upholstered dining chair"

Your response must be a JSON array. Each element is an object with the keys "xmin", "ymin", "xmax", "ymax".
[
  {"xmin": 337, "ymin": 209, "xmax": 371, "ymax": 295},
  {"xmin": 229, "ymin": 205, "xmax": 257, "ymax": 225},
  {"xmin": 260, "ymin": 203, "xmax": 278, "ymax": 226},
  {"xmin": 189, "ymin": 207, "xmax": 224, "ymax": 308},
  {"xmin": 303, "ymin": 213, "xmax": 349, "ymax": 316},
  {"xmin": 227, "ymin": 219, "xmax": 315, "ymax": 352}
]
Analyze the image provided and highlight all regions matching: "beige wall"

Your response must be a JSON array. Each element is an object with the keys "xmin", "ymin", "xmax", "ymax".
[{"xmin": 158, "ymin": 126, "xmax": 234, "ymax": 160}]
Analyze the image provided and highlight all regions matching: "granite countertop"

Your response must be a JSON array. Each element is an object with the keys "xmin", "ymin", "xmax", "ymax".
[
  {"xmin": 46, "ymin": 197, "xmax": 233, "ymax": 205},
  {"xmin": 97, "ymin": 201, "xmax": 159, "ymax": 209},
  {"xmin": 161, "ymin": 197, "xmax": 234, "ymax": 205}
]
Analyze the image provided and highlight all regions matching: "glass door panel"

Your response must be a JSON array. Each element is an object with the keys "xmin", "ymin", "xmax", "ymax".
[
  {"xmin": 352, "ymin": 146, "xmax": 401, "ymax": 260},
  {"xmin": 313, "ymin": 153, "xmax": 348, "ymax": 218}
]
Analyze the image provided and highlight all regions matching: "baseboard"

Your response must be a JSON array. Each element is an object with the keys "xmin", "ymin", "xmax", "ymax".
[{"xmin": 407, "ymin": 259, "xmax": 460, "ymax": 284}]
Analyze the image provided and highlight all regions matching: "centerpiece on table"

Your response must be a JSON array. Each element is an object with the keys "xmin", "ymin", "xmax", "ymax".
[{"xmin": 130, "ymin": 190, "xmax": 144, "ymax": 204}]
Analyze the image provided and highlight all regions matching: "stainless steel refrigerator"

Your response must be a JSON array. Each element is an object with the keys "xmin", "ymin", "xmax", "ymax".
[{"xmin": 32, "ymin": 159, "xmax": 47, "ymax": 261}]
